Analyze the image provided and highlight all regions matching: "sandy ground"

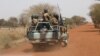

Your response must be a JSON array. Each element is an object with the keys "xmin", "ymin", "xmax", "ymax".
[{"xmin": 0, "ymin": 23, "xmax": 100, "ymax": 56}]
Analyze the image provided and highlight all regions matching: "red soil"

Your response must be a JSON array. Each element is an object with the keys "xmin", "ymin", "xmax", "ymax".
[{"xmin": 1, "ymin": 23, "xmax": 100, "ymax": 56}]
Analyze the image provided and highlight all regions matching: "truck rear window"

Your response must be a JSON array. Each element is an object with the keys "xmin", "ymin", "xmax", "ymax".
[{"xmin": 36, "ymin": 23, "xmax": 52, "ymax": 30}]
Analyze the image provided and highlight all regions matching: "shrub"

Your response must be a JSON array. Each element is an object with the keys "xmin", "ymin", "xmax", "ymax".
[{"xmin": 0, "ymin": 35, "xmax": 12, "ymax": 49}]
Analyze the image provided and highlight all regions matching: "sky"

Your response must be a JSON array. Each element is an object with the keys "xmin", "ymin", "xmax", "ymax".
[{"xmin": 0, "ymin": 0, "xmax": 100, "ymax": 21}]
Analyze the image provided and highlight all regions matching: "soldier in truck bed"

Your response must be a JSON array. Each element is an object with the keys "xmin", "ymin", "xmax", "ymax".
[
  {"xmin": 51, "ymin": 14, "xmax": 59, "ymax": 25},
  {"xmin": 31, "ymin": 15, "xmax": 39, "ymax": 26},
  {"xmin": 42, "ymin": 9, "xmax": 50, "ymax": 22}
]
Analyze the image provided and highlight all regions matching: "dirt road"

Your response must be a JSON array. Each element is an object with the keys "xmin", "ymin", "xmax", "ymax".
[{"xmin": 1, "ymin": 24, "xmax": 100, "ymax": 56}]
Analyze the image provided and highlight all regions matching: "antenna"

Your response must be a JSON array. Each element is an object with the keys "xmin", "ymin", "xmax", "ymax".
[
  {"xmin": 56, "ymin": 1, "xmax": 64, "ymax": 26},
  {"xmin": 57, "ymin": 3, "xmax": 61, "ymax": 21}
]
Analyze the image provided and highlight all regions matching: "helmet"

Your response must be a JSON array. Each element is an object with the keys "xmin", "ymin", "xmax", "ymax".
[
  {"xmin": 44, "ymin": 9, "xmax": 48, "ymax": 13},
  {"xmin": 31, "ymin": 14, "xmax": 39, "ymax": 19}
]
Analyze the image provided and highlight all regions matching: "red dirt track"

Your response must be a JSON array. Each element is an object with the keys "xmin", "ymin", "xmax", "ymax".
[{"xmin": 1, "ymin": 23, "xmax": 100, "ymax": 56}]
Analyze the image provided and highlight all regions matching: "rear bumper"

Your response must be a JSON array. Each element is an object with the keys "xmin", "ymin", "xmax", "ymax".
[{"xmin": 29, "ymin": 39, "xmax": 58, "ymax": 44}]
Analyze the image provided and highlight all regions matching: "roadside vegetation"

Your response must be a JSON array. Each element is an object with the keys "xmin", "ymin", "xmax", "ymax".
[
  {"xmin": 0, "ymin": 28, "xmax": 25, "ymax": 50},
  {"xmin": 64, "ymin": 16, "xmax": 87, "ymax": 29},
  {"xmin": 89, "ymin": 3, "xmax": 100, "ymax": 29}
]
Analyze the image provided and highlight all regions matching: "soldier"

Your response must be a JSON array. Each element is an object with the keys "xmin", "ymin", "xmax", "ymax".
[
  {"xmin": 51, "ymin": 14, "xmax": 59, "ymax": 25},
  {"xmin": 42, "ymin": 9, "xmax": 50, "ymax": 22},
  {"xmin": 31, "ymin": 15, "xmax": 38, "ymax": 26},
  {"xmin": 60, "ymin": 26, "xmax": 67, "ymax": 34}
]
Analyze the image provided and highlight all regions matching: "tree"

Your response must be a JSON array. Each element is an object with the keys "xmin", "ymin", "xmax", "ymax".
[
  {"xmin": 89, "ymin": 3, "xmax": 100, "ymax": 28},
  {"xmin": 0, "ymin": 19, "xmax": 5, "ymax": 28},
  {"xmin": 19, "ymin": 14, "xmax": 29, "ymax": 27},
  {"xmin": 71, "ymin": 16, "xmax": 86, "ymax": 25},
  {"xmin": 64, "ymin": 18, "xmax": 75, "ymax": 29},
  {"xmin": 26, "ymin": 3, "xmax": 57, "ymax": 17},
  {"xmin": 64, "ymin": 18, "xmax": 74, "ymax": 25},
  {"xmin": 19, "ymin": 3, "xmax": 57, "ymax": 27},
  {"xmin": 7, "ymin": 17, "xmax": 18, "ymax": 28}
]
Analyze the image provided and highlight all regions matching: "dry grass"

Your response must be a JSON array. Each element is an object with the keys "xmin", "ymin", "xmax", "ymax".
[{"xmin": 0, "ymin": 27, "xmax": 26, "ymax": 49}]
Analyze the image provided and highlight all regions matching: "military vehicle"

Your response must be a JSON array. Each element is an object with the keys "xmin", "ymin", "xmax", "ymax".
[{"xmin": 26, "ymin": 9, "xmax": 69, "ymax": 47}]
